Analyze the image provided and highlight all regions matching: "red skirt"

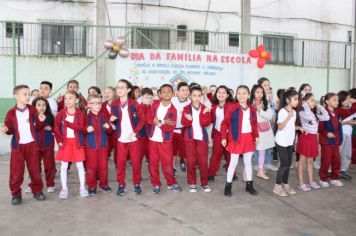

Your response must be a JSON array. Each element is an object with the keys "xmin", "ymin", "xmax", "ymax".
[
  {"xmin": 296, "ymin": 133, "xmax": 318, "ymax": 158},
  {"xmin": 226, "ymin": 133, "xmax": 255, "ymax": 154},
  {"xmin": 56, "ymin": 138, "xmax": 85, "ymax": 162}
]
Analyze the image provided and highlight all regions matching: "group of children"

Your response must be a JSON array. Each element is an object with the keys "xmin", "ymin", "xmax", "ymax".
[{"xmin": 1, "ymin": 78, "xmax": 355, "ymax": 205}]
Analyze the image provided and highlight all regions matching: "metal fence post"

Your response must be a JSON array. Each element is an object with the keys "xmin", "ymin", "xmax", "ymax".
[
  {"xmin": 12, "ymin": 22, "xmax": 16, "ymax": 88},
  {"xmin": 326, "ymin": 41, "xmax": 331, "ymax": 92}
]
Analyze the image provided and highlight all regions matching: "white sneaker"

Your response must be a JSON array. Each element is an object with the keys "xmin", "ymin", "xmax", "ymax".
[
  {"xmin": 59, "ymin": 189, "xmax": 68, "ymax": 199},
  {"xmin": 313, "ymin": 162, "xmax": 320, "ymax": 170},
  {"xmin": 80, "ymin": 188, "xmax": 89, "ymax": 197},
  {"xmin": 47, "ymin": 186, "xmax": 55, "ymax": 193},
  {"xmin": 330, "ymin": 180, "xmax": 344, "ymax": 187},
  {"xmin": 189, "ymin": 185, "xmax": 197, "ymax": 193},
  {"xmin": 24, "ymin": 186, "xmax": 32, "ymax": 194},
  {"xmin": 265, "ymin": 164, "xmax": 278, "ymax": 171},
  {"xmin": 319, "ymin": 180, "xmax": 330, "ymax": 188},
  {"xmin": 202, "ymin": 185, "xmax": 211, "ymax": 193}
]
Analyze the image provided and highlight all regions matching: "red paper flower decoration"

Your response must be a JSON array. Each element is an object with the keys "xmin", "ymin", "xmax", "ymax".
[{"xmin": 248, "ymin": 45, "xmax": 271, "ymax": 69}]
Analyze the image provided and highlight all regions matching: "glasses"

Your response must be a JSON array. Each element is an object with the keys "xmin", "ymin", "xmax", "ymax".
[
  {"xmin": 117, "ymin": 86, "xmax": 128, "ymax": 90},
  {"xmin": 89, "ymin": 102, "xmax": 102, "ymax": 105}
]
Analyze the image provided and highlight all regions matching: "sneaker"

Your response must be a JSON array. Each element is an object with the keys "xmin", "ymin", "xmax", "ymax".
[
  {"xmin": 202, "ymin": 185, "xmax": 211, "ymax": 193},
  {"xmin": 100, "ymin": 186, "xmax": 112, "ymax": 193},
  {"xmin": 80, "ymin": 188, "xmax": 89, "ymax": 198},
  {"xmin": 319, "ymin": 180, "xmax": 330, "ymax": 188},
  {"xmin": 11, "ymin": 196, "xmax": 22, "ymax": 205},
  {"xmin": 273, "ymin": 184, "xmax": 288, "ymax": 197},
  {"xmin": 330, "ymin": 179, "xmax": 344, "ymax": 187},
  {"xmin": 134, "ymin": 185, "xmax": 142, "ymax": 195},
  {"xmin": 88, "ymin": 188, "xmax": 96, "ymax": 196},
  {"xmin": 308, "ymin": 182, "xmax": 321, "ymax": 189},
  {"xmin": 313, "ymin": 162, "xmax": 320, "ymax": 170},
  {"xmin": 180, "ymin": 163, "xmax": 187, "ymax": 172},
  {"xmin": 167, "ymin": 184, "xmax": 182, "ymax": 192},
  {"xmin": 340, "ymin": 171, "xmax": 352, "ymax": 180},
  {"xmin": 208, "ymin": 176, "xmax": 215, "ymax": 182},
  {"xmin": 297, "ymin": 184, "xmax": 311, "ymax": 192},
  {"xmin": 282, "ymin": 184, "xmax": 297, "ymax": 195},
  {"xmin": 265, "ymin": 164, "xmax": 278, "ymax": 172},
  {"xmin": 47, "ymin": 186, "xmax": 55, "ymax": 193},
  {"xmin": 152, "ymin": 186, "xmax": 161, "ymax": 194},
  {"xmin": 189, "ymin": 185, "xmax": 197, "ymax": 193},
  {"xmin": 174, "ymin": 168, "xmax": 178, "ymax": 177},
  {"xmin": 59, "ymin": 189, "xmax": 69, "ymax": 199},
  {"xmin": 24, "ymin": 186, "xmax": 32, "ymax": 194},
  {"xmin": 117, "ymin": 185, "xmax": 126, "ymax": 196},
  {"xmin": 34, "ymin": 193, "xmax": 46, "ymax": 201}
]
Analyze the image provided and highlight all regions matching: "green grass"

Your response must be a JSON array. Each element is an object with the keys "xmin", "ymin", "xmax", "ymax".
[{"xmin": 0, "ymin": 98, "xmax": 15, "ymax": 124}]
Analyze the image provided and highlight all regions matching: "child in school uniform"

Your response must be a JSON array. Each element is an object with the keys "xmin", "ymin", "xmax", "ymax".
[
  {"xmin": 110, "ymin": 79, "xmax": 145, "ymax": 196},
  {"xmin": 55, "ymin": 91, "xmax": 88, "ymax": 199},
  {"xmin": 138, "ymin": 88, "xmax": 154, "ymax": 164},
  {"xmin": 1, "ymin": 85, "xmax": 46, "ymax": 205},
  {"xmin": 221, "ymin": 85, "xmax": 259, "ymax": 197},
  {"xmin": 102, "ymin": 86, "xmax": 117, "ymax": 160},
  {"xmin": 32, "ymin": 97, "xmax": 57, "ymax": 193},
  {"xmin": 182, "ymin": 85, "xmax": 212, "ymax": 193},
  {"xmin": 171, "ymin": 82, "xmax": 191, "ymax": 174},
  {"xmin": 85, "ymin": 95, "xmax": 113, "ymax": 195},
  {"xmin": 146, "ymin": 84, "xmax": 181, "ymax": 193},
  {"xmin": 57, "ymin": 79, "xmax": 87, "ymax": 112},
  {"xmin": 208, "ymin": 85, "xmax": 234, "ymax": 181}
]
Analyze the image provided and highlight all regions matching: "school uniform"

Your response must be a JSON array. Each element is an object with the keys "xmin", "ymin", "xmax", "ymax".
[
  {"xmin": 111, "ymin": 98, "xmax": 145, "ymax": 187},
  {"xmin": 146, "ymin": 100, "xmax": 178, "ymax": 187},
  {"xmin": 319, "ymin": 106, "xmax": 356, "ymax": 181},
  {"xmin": 182, "ymin": 103, "xmax": 211, "ymax": 186},
  {"xmin": 4, "ymin": 105, "xmax": 44, "ymax": 197},
  {"xmin": 102, "ymin": 101, "xmax": 116, "ymax": 159},
  {"xmin": 139, "ymin": 103, "xmax": 151, "ymax": 163},
  {"xmin": 84, "ymin": 110, "xmax": 112, "ymax": 190},
  {"xmin": 208, "ymin": 103, "xmax": 232, "ymax": 177},
  {"xmin": 54, "ymin": 109, "xmax": 85, "ymax": 162},
  {"xmin": 171, "ymin": 97, "xmax": 191, "ymax": 164},
  {"xmin": 57, "ymin": 94, "xmax": 87, "ymax": 111},
  {"xmin": 35, "ymin": 117, "xmax": 56, "ymax": 188}
]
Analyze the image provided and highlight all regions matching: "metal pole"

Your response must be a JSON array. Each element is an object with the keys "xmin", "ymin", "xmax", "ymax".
[
  {"xmin": 12, "ymin": 22, "xmax": 16, "ymax": 88},
  {"xmin": 327, "ymin": 41, "xmax": 330, "ymax": 92},
  {"xmin": 353, "ymin": 0, "xmax": 356, "ymax": 87}
]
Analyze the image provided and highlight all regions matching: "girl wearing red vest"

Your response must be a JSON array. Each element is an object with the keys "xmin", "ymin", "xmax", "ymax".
[
  {"xmin": 146, "ymin": 84, "xmax": 181, "ymax": 193},
  {"xmin": 56, "ymin": 80, "xmax": 87, "ymax": 112},
  {"xmin": 139, "ymin": 88, "xmax": 154, "ymax": 164},
  {"xmin": 55, "ymin": 91, "xmax": 88, "ymax": 199},
  {"xmin": 182, "ymin": 85, "xmax": 212, "ymax": 193},
  {"xmin": 110, "ymin": 79, "xmax": 145, "ymax": 196},
  {"xmin": 208, "ymin": 85, "xmax": 234, "ymax": 181},
  {"xmin": 85, "ymin": 95, "xmax": 113, "ymax": 195},
  {"xmin": 318, "ymin": 93, "xmax": 356, "ymax": 188},
  {"xmin": 221, "ymin": 85, "xmax": 259, "ymax": 197}
]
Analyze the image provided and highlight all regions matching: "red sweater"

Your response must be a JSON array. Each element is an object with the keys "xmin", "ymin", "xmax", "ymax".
[
  {"xmin": 35, "ymin": 116, "xmax": 55, "ymax": 151},
  {"xmin": 210, "ymin": 102, "xmax": 233, "ymax": 139},
  {"xmin": 146, "ymin": 100, "xmax": 177, "ymax": 142},
  {"xmin": 84, "ymin": 110, "xmax": 113, "ymax": 150},
  {"xmin": 181, "ymin": 103, "xmax": 211, "ymax": 142},
  {"xmin": 4, "ymin": 105, "xmax": 43, "ymax": 151},
  {"xmin": 54, "ymin": 108, "xmax": 85, "ymax": 150},
  {"xmin": 221, "ymin": 103, "xmax": 259, "ymax": 142}
]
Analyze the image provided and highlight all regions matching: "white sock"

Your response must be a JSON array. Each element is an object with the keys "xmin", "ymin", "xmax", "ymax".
[
  {"xmin": 76, "ymin": 162, "xmax": 86, "ymax": 190},
  {"xmin": 243, "ymin": 152, "xmax": 253, "ymax": 181},
  {"xmin": 227, "ymin": 154, "xmax": 239, "ymax": 182},
  {"xmin": 60, "ymin": 162, "xmax": 68, "ymax": 190}
]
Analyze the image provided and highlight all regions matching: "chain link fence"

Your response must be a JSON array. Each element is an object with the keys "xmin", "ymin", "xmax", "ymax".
[{"xmin": 0, "ymin": 21, "xmax": 353, "ymax": 122}]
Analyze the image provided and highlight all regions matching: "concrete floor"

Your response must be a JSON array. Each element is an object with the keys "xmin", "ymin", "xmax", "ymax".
[{"xmin": 0, "ymin": 147, "xmax": 355, "ymax": 236}]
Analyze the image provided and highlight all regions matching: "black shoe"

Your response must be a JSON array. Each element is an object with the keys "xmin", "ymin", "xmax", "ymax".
[
  {"xmin": 33, "ymin": 193, "xmax": 46, "ymax": 201},
  {"xmin": 233, "ymin": 175, "xmax": 238, "ymax": 181},
  {"xmin": 340, "ymin": 171, "xmax": 352, "ymax": 180},
  {"xmin": 208, "ymin": 176, "xmax": 215, "ymax": 182},
  {"xmin": 134, "ymin": 185, "xmax": 142, "ymax": 195},
  {"xmin": 88, "ymin": 188, "xmax": 97, "ymax": 196},
  {"xmin": 117, "ymin": 185, "xmax": 125, "ymax": 196},
  {"xmin": 11, "ymin": 196, "xmax": 22, "ymax": 205},
  {"xmin": 245, "ymin": 181, "xmax": 257, "ymax": 195},
  {"xmin": 180, "ymin": 163, "xmax": 187, "ymax": 172},
  {"xmin": 224, "ymin": 182, "xmax": 232, "ymax": 197},
  {"xmin": 101, "ymin": 186, "xmax": 112, "ymax": 193}
]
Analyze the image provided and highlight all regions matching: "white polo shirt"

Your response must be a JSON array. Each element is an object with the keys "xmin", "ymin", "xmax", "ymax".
[
  {"xmin": 16, "ymin": 106, "xmax": 35, "ymax": 144},
  {"xmin": 150, "ymin": 102, "xmax": 171, "ymax": 142}
]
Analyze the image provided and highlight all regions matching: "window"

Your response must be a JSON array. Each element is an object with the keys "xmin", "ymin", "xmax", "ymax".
[
  {"xmin": 229, "ymin": 33, "xmax": 239, "ymax": 47},
  {"xmin": 263, "ymin": 35, "xmax": 294, "ymax": 64},
  {"xmin": 194, "ymin": 31, "xmax": 209, "ymax": 45},
  {"xmin": 177, "ymin": 25, "xmax": 187, "ymax": 38},
  {"xmin": 6, "ymin": 22, "xmax": 23, "ymax": 38},
  {"xmin": 132, "ymin": 27, "xmax": 170, "ymax": 49},
  {"xmin": 41, "ymin": 24, "xmax": 86, "ymax": 56}
]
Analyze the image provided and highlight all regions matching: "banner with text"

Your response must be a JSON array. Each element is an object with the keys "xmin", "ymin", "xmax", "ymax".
[{"xmin": 116, "ymin": 49, "xmax": 258, "ymax": 90}]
